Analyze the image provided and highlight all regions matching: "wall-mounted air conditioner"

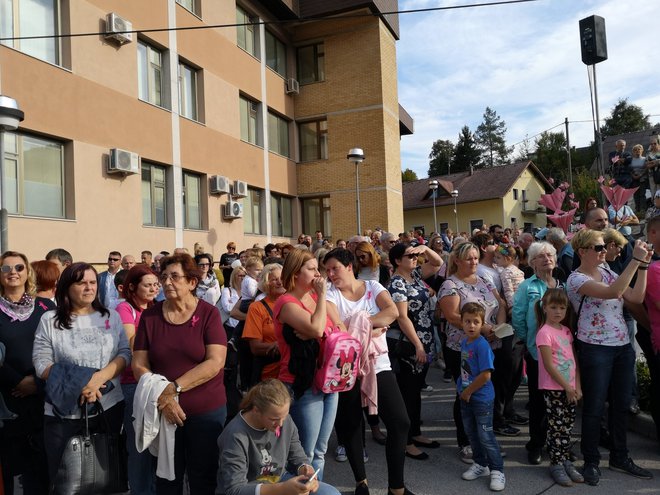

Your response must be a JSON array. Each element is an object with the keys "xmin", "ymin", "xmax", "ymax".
[
  {"xmin": 223, "ymin": 200, "xmax": 244, "ymax": 219},
  {"xmin": 210, "ymin": 175, "xmax": 231, "ymax": 195},
  {"xmin": 232, "ymin": 180, "xmax": 248, "ymax": 198},
  {"xmin": 108, "ymin": 148, "xmax": 140, "ymax": 174},
  {"xmin": 285, "ymin": 78, "xmax": 299, "ymax": 95},
  {"xmin": 105, "ymin": 13, "xmax": 133, "ymax": 44}
]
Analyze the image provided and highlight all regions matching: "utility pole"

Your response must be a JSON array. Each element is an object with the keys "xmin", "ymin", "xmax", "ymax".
[{"xmin": 565, "ymin": 117, "xmax": 573, "ymax": 186}]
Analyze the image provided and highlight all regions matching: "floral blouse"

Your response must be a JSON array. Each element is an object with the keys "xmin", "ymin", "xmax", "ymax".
[
  {"xmin": 387, "ymin": 269, "xmax": 434, "ymax": 372},
  {"xmin": 567, "ymin": 267, "xmax": 629, "ymax": 346},
  {"xmin": 438, "ymin": 275, "xmax": 501, "ymax": 352}
]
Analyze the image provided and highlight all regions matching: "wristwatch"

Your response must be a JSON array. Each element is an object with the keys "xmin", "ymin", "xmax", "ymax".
[{"xmin": 173, "ymin": 380, "xmax": 183, "ymax": 395}]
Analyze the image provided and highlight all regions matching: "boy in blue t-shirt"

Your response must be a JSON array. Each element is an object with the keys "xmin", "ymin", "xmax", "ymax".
[{"xmin": 458, "ymin": 302, "xmax": 505, "ymax": 492}]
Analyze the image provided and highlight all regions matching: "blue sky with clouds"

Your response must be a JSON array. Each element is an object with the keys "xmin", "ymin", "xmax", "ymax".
[{"xmin": 396, "ymin": 0, "xmax": 660, "ymax": 178}]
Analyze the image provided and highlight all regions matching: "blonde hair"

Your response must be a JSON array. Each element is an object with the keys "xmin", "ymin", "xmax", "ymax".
[
  {"xmin": 632, "ymin": 144, "xmax": 644, "ymax": 154},
  {"xmin": 571, "ymin": 228, "xmax": 603, "ymax": 251},
  {"xmin": 229, "ymin": 266, "xmax": 246, "ymax": 292},
  {"xmin": 355, "ymin": 241, "xmax": 380, "ymax": 270},
  {"xmin": 257, "ymin": 263, "xmax": 283, "ymax": 293},
  {"xmin": 240, "ymin": 378, "xmax": 291, "ymax": 412},
  {"xmin": 0, "ymin": 251, "xmax": 36, "ymax": 297},
  {"xmin": 245, "ymin": 256, "xmax": 264, "ymax": 271},
  {"xmin": 447, "ymin": 242, "xmax": 479, "ymax": 277},
  {"xmin": 281, "ymin": 248, "xmax": 315, "ymax": 292},
  {"xmin": 602, "ymin": 228, "xmax": 628, "ymax": 248}
]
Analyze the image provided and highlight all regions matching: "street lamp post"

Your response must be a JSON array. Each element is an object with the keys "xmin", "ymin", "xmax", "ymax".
[
  {"xmin": 0, "ymin": 96, "xmax": 25, "ymax": 253},
  {"xmin": 347, "ymin": 148, "xmax": 365, "ymax": 236},
  {"xmin": 451, "ymin": 189, "xmax": 459, "ymax": 234},
  {"xmin": 428, "ymin": 179, "xmax": 438, "ymax": 234}
]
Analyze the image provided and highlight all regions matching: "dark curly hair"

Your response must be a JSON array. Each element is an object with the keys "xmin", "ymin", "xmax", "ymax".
[{"xmin": 54, "ymin": 262, "xmax": 109, "ymax": 329}]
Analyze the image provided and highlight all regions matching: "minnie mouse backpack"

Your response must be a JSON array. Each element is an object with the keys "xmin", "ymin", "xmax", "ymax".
[{"xmin": 314, "ymin": 331, "xmax": 361, "ymax": 393}]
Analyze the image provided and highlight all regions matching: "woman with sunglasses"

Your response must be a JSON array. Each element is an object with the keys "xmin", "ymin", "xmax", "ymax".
[
  {"xmin": 386, "ymin": 242, "xmax": 442, "ymax": 461},
  {"xmin": 355, "ymin": 241, "xmax": 390, "ymax": 286},
  {"xmin": 0, "ymin": 252, "xmax": 55, "ymax": 494},
  {"xmin": 132, "ymin": 253, "xmax": 228, "ymax": 494},
  {"xmin": 32, "ymin": 262, "xmax": 130, "ymax": 487},
  {"xmin": 195, "ymin": 253, "xmax": 221, "ymax": 305},
  {"xmin": 567, "ymin": 229, "xmax": 653, "ymax": 485}
]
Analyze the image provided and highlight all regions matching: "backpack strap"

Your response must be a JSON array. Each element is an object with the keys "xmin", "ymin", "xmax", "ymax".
[{"xmin": 260, "ymin": 299, "xmax": 273, "ymax": 318}]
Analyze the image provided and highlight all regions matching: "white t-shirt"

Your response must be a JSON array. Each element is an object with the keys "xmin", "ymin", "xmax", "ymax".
[
  {"xmin": 477, "ymin": 263, "xmax": 502, "ymax": 293},
  {"xmin": 240, "ymin": 275, "xmax": 259, "ymax": 301},
  {"xmin": 326, "ymin": 280, "xmax": 391, "ymax": 373}
]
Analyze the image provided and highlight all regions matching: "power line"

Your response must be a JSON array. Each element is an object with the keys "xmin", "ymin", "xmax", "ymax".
[
  {"xmin": 510, "ymin": 122, "xmax": 564, "ymax": 147},
  {"xmin": 0, "ymin": 0, "xmax": 541, "ymax": 42}
]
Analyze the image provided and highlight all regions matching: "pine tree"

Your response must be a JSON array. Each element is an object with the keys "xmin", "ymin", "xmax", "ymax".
[
  {"xmin": 600, "ymin": 98, "xmax": 652, "ymax": 137},
  {"xmin": 428, "ymin": 139, "xmax": 454, "ymax": 177},
  {"xmin": 475, "ymin": 107, "xmax": 513, "ymax": 167},
  {"xmin": 453, "ymin": 126, "xmax": 481, "ymax": 173}
]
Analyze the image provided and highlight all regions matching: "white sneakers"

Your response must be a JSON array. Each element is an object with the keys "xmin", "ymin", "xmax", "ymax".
[
  {"xmin": 462, "ymin": 464, "xmax": 506, "ymax": 491},
  {"xmin": 490, "ymin": 470, "xmax": 506, "ymax": 491}
]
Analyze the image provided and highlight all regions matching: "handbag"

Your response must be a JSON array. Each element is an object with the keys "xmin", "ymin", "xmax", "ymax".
[
  {"xmin": 392, "ymin": 332, "xmax": 416, "ymax": 358},
  {"xmin": 52, "ymin": 403, "xmax": 128, "ymax": 495}
]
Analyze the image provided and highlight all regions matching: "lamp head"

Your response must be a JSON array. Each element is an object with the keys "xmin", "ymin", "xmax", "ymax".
[
  {"xmin": 429, "ymin": 179, "xmax": 439, "ymax": 190},
  {"xmin": 0, "ymin": 95, "xmax": 24, "ymax": 131},
  {"xmin": 347, "ymin": 148, "xmax": 365, "ymax": 164},
  {"xmin": 451, "ymin": 189, "xmax": 459, "ymax": 198}
]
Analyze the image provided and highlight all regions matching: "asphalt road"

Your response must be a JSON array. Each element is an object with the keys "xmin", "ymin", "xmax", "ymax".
[{"xmin": 323, "ymin": 366, "xmax": 660, "ymax": 495}]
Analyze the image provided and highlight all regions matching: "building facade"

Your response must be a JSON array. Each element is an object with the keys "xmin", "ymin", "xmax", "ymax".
[{"xmin": 0, "ymin": 0, "xmax": 411, "ymax": 262}]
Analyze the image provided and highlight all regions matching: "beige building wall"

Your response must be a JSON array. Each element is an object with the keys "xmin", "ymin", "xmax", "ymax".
[
  {"xmin": 1, "ymin": 1, "xmax": 407, "ymax": 262},
  {"xmin": 501, "ymin": 171, "xmax": 548, "ymax": 230},
  {"xmin": 404, "ymin": 199, "xmax": 503, "ymax": 236}
]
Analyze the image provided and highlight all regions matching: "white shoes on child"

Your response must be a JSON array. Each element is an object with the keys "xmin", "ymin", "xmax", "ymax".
[{"xmin": 462, "ymin": 464, "xmax": 506, "ymax": 491}]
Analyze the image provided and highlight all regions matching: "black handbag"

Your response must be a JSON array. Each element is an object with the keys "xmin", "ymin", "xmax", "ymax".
[{"xmin": 52, "ymin": 403, "xmax": 128, "ymax": 495}]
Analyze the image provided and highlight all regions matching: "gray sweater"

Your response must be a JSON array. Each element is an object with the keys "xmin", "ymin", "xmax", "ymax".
[
  {"xmin": 32, "ymin": 309, "xmax": 131, "ymax": 418},
  {"xmin": 216, "ymin": 413, "xmax": 308, "ymax": 495}
]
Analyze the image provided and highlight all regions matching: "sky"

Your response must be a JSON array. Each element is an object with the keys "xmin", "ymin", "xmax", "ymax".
[{"xmin": 396, "ymin": 0, "xmax": 660, "ymax": 179}]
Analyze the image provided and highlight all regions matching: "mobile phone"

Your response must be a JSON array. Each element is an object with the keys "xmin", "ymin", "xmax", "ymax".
[{"xmin": 305, "ymin": 468, "xmax": 321, "ymax": 485}]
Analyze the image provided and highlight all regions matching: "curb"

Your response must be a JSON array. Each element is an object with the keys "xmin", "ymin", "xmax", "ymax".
[{"xmin": 628, "ymin": 410, "xmax": 658, "ymax": 442}]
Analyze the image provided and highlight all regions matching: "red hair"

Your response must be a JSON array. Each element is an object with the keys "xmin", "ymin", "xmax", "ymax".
[{"xmin": 122, "ymin": 265, "xmax": 158, "ymax": 310}]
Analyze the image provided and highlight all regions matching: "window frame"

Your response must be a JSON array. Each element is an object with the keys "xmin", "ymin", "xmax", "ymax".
[
  {"xmin": 513, "ymin": 188, "xmax": 519, "ymax": 200},
  {"xmin": 141, "ymin": 162, "xmax": 169, "ymax": 227},
  {"xmin": 267, "ymin": 111, "xmax": 290, "ymax": 157},
  {"xmin": 302, "ymin": 196, "xmax": 331, "ymax": 238},
  {"xmin": 137, "ymin": 39, "xmax": 167, "ymax": 108},
  {"xmin": 243, "ymin": 187, "xmax": 263, "ymax": 235},
  {"xmin": 297, "ymin": 42, "xmax": 325, "ymax": 85},
  {"xmin": 176, "ymin": 0, "xmax": 200, "ymax": 16},
  {"xmin": 236, "ymin": 5, "xmax": 259, "ymax": 58},
  {"xmin": 182, "ymin": 170, "xmax": 203, "ymax": 230},
  {"xmin": 178, "ymin": 60, "xmax": 199, "ymax": 121},
  {"xmin": 0, "ymin": 0, "xmax": 61, "ymax": 65},
  {"xmin": 299, "ymin": 119, "xmax": 328, "ymax": 162},
  {"xmin": 239, "ymin": 95, "xmax": 262, "ymax": 146},
  {"xmin": 265, "ymin": 30, "xmax": 286, "ymax": 77},
  {"xmin": 270, "ymin": 193, "xmax": 293, "ymax": 237}
]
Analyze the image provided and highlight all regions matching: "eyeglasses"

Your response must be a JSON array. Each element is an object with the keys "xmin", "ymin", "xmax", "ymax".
[
  {"xmin": 108, "ymin": 257, "xmax": 121, "ymax": 262},
  {"xmin": 587, "ymin": 244, "xmax": 606, "ymax": 252},
  {"xmin": 159, "ymin": 273, "xmax": 185, "ymax": 283},
  {"xmin": 1, "ymin": 264, "xmax": 25, "ymax": 274},
  {"xmin": 197, "ymin": 263, "xmax": 210, "ymax": 267},
  {"xmin": 403, "ymin": 253, "xmax": 419, "ymax": 259}
]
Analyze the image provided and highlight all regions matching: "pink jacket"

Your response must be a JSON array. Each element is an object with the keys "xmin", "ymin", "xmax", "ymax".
[{"xmin": 346, "ymin": 311, "xmax": 387, "ymax": 414}]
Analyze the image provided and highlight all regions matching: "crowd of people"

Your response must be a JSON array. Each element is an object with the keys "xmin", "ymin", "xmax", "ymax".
[{"xmin": 0, "ymin": 203, "xmax": 659, "ymax": 495}]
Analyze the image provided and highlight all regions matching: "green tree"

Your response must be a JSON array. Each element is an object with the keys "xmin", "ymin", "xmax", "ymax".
[
  {"xmin": 514, "ymin": 134, "xmax": 533, "ymax": 162},
  {"xmin": 401, "ymin": 168, "xmax": 418, "ymax": 182},
  {"xmin": 571, "ymin": 168, "xmax": 600, "ymax": 214},
  {"xmin": 428, "ymin": 139, "xmax": 454, "ymax": 177},
  {"xmin": 600, "ymin": 98, "xmax": 652, "ymax": 137},
  {"xmin": 453, "ymin": 125, "xmax": 481, "ymax": 173},
  {"xmin": 475, "ymin": 107, "xmax": 513, "ymax": 167},
  {"xmin": 534, "ymin": 131, "xmax": 567, "ymax": 181}
]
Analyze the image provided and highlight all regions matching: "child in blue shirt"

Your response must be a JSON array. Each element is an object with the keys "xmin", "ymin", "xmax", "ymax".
[{"xmin": 458, "ymin": 302, "xmax": 505, "ymax": 492}]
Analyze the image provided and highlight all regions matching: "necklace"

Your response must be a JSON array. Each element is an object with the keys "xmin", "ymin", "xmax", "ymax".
[{"xmin": 163, "ymin": 298, "xmax": 198, "ymax": 324}]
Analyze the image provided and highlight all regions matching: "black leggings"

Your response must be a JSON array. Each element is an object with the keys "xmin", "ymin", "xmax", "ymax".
[
  {"xmin": 335, "ymin": 372, "xmax": 410, "ymax": 489},
  {"xmin": 444, "ymin": 347, "xmax": 469, "ymax": 448}
]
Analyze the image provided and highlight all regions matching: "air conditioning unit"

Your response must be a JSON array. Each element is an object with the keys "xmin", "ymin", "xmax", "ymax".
[
  {"xmin": 108, "ymin": 148, "xmax": 140, "ymax": 174},
  {"xmin": 223, "ymin": 200, "xmax": 244, "ymax": 219},
  {"xmin": 105, "ymin": 13, "xmax": 133, "ymax": 44},
  {"xmin": 209, "ymin": 175, "xmax": 231, "ymax": 195},
  {"xmin": 285, "ymin": 78, "xmax": 299, "ymax": 95},
  {"xmin": 232, "ymin": 180, "xmax": 248, "ymax": 198}
]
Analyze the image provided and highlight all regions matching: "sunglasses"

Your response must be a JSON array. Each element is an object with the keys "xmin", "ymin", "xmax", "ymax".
[
  {"xmin": 403, "ymin": 253, "xmax": 419, "ymax": 259},
  {"xmin": 108, "ymin": 257, "xmax": 121, "ymax": 262},
  {"xmin": 587, "ymin": 244, "xmax": 606, "ymax": 252},
  {"xmin": 1, "ymin": 264, "xmax": 25, "ymax": 273}
]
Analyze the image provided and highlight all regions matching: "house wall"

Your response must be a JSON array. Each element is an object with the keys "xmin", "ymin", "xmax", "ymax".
[
  {"xmin": 404, "ymin": 199, "xmax": 503, "ymax": 236},
  {"xmin": 501, "ymin": 171, "xmax": 548, "ymax": 230}
]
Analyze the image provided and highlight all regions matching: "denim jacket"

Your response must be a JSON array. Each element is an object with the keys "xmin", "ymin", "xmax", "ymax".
[{"xmin": 512, "ymin": 275, "xmax": 549, "ymax": 361}]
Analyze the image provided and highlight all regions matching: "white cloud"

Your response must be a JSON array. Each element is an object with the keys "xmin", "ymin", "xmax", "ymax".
[{"xmin": 397, "ymin": 0, "xmax": 660, "ymax": 178}]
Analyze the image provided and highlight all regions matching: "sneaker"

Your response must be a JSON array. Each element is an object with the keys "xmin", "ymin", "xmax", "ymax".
[
  {"xmin": 434, "ymin": 357, "xmax": 446, "ymax": 370},
  {"xmin": 335, "ymin": 445, "xmax": 347, "ymax": 462},
  {"xmin": 506, "ymin": 413, "xmax": 529, "ymax": 425},
  {"xmin": 609, "ymin": 457, "xmax": 653, "ymax": 480},
  {"xmin": 582, "ymin": 462, "xmax": 601, "ymax": 486},
  {"xmin": 489, "ymin": 470, "xmax": 506, "ymax": 491},
  {"xmin": 458, "ymin": 445, "xmax": 474, "ymax": 464},
  {"xmin": 363, "ymin": 447, "xmax": 369, "ymax": 463},
  {"xmin": 422, "ymin": 384, "xmax": 434, "ymax": 393},
  {"xmin": 563, "ymin": 460, "xmax": 584, "ymax": 483},
  {"xmin": 550, "ymin": 464, "xmax": 573, "ymax": 487},
  {"xmin": 493, "ymin": 424, "xmax": 520, "ymax": 437},
  {"xmin": 629, "ymin": 399, "xmax": 641, "ymax": 415},
  {"xmin": 462, "ymin": 463, "xmax": 490, "ymax": 481},
  {"xmin": 355, "ymin": 482, "xmax": 369, "ymax": 495},
  {"xmin": 442, "ymin": 370, "xmax": 453, "ymax": 383}
]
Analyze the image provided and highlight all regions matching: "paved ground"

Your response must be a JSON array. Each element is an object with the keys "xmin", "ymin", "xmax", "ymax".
[{"xmin": 323, "ymin": 366, "xmax": 660, "ymax": 495}]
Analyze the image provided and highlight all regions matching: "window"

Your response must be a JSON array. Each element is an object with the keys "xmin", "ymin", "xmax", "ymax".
[
  {"xmin": 265, "ymin": 30, "xmax": 286, "ymax": 77},
  {"xmin": 178, "ymin": 61, "xmax": 198, "ymax": 121},
  {"xmin": 243, "ymin": 188, "xmax": 262, "ymax": 235},
  {"xmin": 297, "ymin": 43, "xmax": 324, "ymax": 85},
  {"xmin": 236, "ymin": 6, "xmax": 258, "ymax": 57},
  {"xmin": 138, "ymin": 40, "xmax": 165, "ymax": 107},
  {"xmin": 239, "ymin": 96, "xmax": 261, "ymax": 146},
  {"xmin": 302, "ymin": 196, "xmax": 331, "ymax": 237},
  {"xmin": 183, "ymin": 171, "xmax": 202, "ymax": 229},
  {"xmin": 2, "ymin": 132, "xmax": 64, "ymax": 218},
  {"xmin": 522, "ymin": 189, "xmax": 527, "ymax": 202},
  {"xmin": 513, "ymin": 189, "xmax": 518, "ymax": 200},
  {"xmin": 271, "ymin": 193, "xmax": 292, "ymax": 237},
  {"xmin": 0, "ymin": 0, "xmax": 60, "ymax": 65},
  {"xmin": 299, "ymin": 120, "xmax": 327, "ymax": 161},
  {"xmin": 176, "ymin": 0, "xmax": 199, "ymax": 15},
  {"xmin": 469, "ymin": 219, "xmax": 483, "ymax": 233},
  {"xmin": 439, "ymin": 222, "xmax": 448, "ymax": 233},
  {"xmin": 268, "ymin": 112, "xmax": 289, "ymax": 157},
  {"xmin": 142, "ymin": 163, "xmax": 168, "ymax": 227}
]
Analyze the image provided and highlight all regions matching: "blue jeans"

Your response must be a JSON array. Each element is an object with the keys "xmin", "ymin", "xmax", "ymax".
[
  {"xmin": 289, "ymin": 388, "xmax": 338, "ymax": 480},
  {"xmin": 280, "ymin": 472, "xmax": 341, "ymax": 495},
  {"xmin": 460, "ymin": 399, "xmax": 503, "ymax": 472},
  {"xmin": 156, "ymin": 405, "xmax": 226, "ymax": 495},
  {"xmin": 122, "ymin": 383, "xmax": 156, "ymax": 495},
  {"xmin": 578, "ymin": 341, "xmax": 634, "ymax": 465}
]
